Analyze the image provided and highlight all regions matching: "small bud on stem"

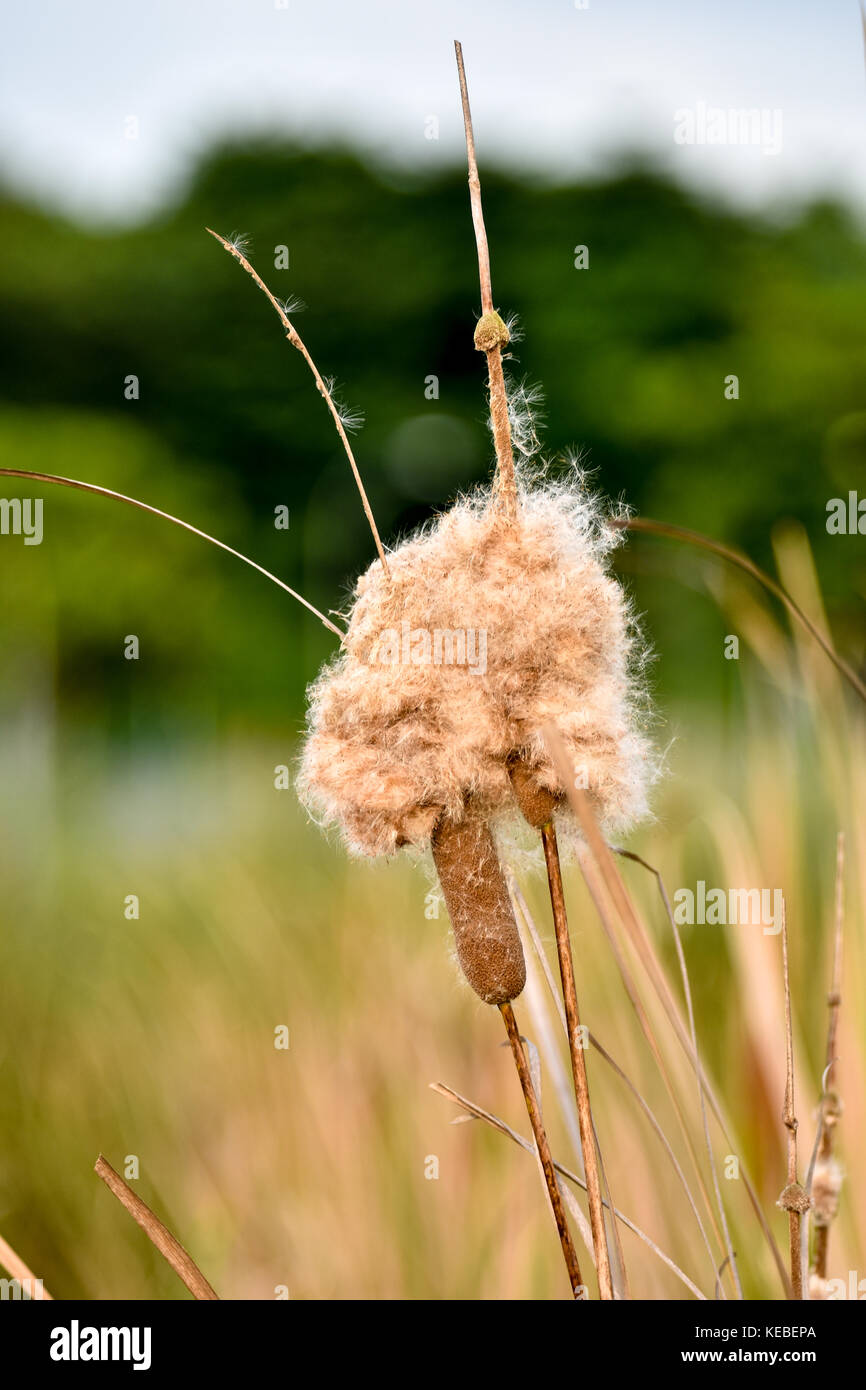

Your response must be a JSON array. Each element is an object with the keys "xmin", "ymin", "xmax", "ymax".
[{"xmin": 508, "ymin": 756, "xmax": 562, "ymax": 828}]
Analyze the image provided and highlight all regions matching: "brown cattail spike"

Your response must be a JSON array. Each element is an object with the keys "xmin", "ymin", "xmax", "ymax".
[
  {"xmin": 432, "ymin": 805, "xmax": 526, "ymax": 1005},
  {"xmin": 508, "ymin": 756, "xmax": 562, "ymax": 829}
]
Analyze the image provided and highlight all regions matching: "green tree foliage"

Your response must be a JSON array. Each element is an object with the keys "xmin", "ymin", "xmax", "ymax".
[{"xmin": 1, "ymin": 144, "xmax": 864, "ymax": 723}]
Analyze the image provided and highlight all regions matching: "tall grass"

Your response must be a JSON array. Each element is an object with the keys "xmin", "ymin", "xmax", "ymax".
[{"xmin": 0, "ymin": 523, "xmax": 861, "ymax": 1298}]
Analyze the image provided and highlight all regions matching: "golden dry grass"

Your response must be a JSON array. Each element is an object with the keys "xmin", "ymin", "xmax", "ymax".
[{"xmin": 0, "ymin": 524, "xmax": 863, "ymax": 1300}]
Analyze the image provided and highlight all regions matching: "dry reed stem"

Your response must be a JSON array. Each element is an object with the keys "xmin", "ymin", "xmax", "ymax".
[
  {"xmin": 511, "ymin": 872, "xmax": 720, "ymax": 1282},
  {"xmin": 539, "ymin": 820, "xmax": 614, "ymax": 1299},
  {"xmin": 590, "ymin": 1115, "xmax": 630, "ymax": 1298},
  {"xmin": 610, "ymin": 515, "xmax": 866, "ymax": 704},
  {"xmin": 583, "ymin": 834, "xmax": 788, "ymax": 1297},
  {"xmin": 431, "ymin": 1082, "xmax": 708, "ymax": 1299},
  {"xmin": 94, "ymin": 1155, "xmax": 219, "ymax": 1300},
  {"xmin": 454, "ymin": 41, "xmax": 518, "ymax": 522},
  {"xmin": 0, "ymin": 468, "xmax": 343, "ymax": 638},
  {"xmin": 532, "ymin": 764, "xmax": 726, "ymax": 1271},
  {"xmin": 206, "ymin": 229, "xmax": 390, "ymax": 579},
  {"xmin": 0, "ymin": 1232, "xmax": 53, "ymax": 1299},
  {"xmin": 825, "ymin": 831, "xmax": 845, "ymax": 1093},
  {"xmin": 499, "ymin": 1002, "xmax": 585, "ymax": 1298},
  {"xmin": 614, "ymin": 846, "xmax": 743, "ymax": 1298},
  {"xmin": 812, "ymin": 832, "xmax": 845, "ymax": 1282},
  {"xmin": 574, "ymin": 831, "xmax": 734, "ymax": 1294},
  {"xmin": 508, "ymin": 878, "xmax": 582, "ymax": 1147},
  {"xmin": 510, "ymin": 878, "xmax": 628, "ymax": 1295},
  {"xmin": 543, "ymin": 723, "xmax": 792, "ymax": 1295},
  {"xmin": 778, "ymin": 904, "xmax": 808, "ymax": 1299}
]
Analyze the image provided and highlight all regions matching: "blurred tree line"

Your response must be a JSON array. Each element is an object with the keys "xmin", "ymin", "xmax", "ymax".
[{"xmin": 0, "ymin": 142, "xmax": 864, "ymax": 735}]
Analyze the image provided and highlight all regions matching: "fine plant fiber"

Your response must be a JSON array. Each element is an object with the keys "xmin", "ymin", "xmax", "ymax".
[{"xmin": 299, "ymin": 471, "xmax": 656, "ymax": 860}]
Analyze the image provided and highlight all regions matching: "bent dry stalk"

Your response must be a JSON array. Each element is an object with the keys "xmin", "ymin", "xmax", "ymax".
[
  {"xmin": 500, "ymin": 1001, "xmax": 585, "ymax": 1299},
  {"xmin": 94, "ymin": 1155, "xmax": 219, "ymax": 1301},
  {"xmin": 809, "ymin": 833, "xmax": 845, "ymax": 1295},
  {"xmin": 0, "ymin": 1232, "xmax": 53, "ymax": 1300},
  {"xmin": 509, "ymin": 758, "xmax": 615, "ymax": 1300},
  {"xmin": 777, "ymin": 905, "xmax": 809, "ymax": 1301},
  {"xmin": 206, "ymin": 228, "xmax": 390, "ymax": 580}
]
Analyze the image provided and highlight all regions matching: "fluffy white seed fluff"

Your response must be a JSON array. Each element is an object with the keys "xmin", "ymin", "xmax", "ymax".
[{"xmin": 298, "ymin": 468, "xmax": 654, "ymax": 857}]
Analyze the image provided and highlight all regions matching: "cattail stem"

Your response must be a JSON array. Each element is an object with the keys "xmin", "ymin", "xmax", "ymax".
[
  {"xmin": 454, "ymin": 40, "xmax": 518, "ymax": 523},
  {"xmin": 507, "ymin": 759, "xmax": 613, "ymax": 1297},
  {"xmin": 543, "ymin": 722, "xmax": 790, "ymax": 1296},
  {"xmin": 778, "ymin": 904, "xmax": 808, "ymax": 1300},
  {"xmin": 95, "ymin": 1155, "xmax": 219, "ymax": 1300},
  {"xmin": 500, "ymin": 1001, "xmax": 585, "ymax": 1299},
  {"xmin": 540, "ymin": 820, "xmax": 615, "ymax": 1300},
  {"xmin": 0, "ymin": 1232, "xmax": 53, "ymax": 1299},
  {"xmin": 811, "ymin": 832, "xmax": 845, "ymax": 1286}
]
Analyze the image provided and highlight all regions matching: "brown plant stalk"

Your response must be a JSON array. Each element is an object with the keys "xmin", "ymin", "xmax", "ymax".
[
  {"xmin": 454, "ymin": 38, "xmax": 616, "ymax": 1298},
  {"xmin": 510, "ymin": 873, "xmax": 721, "ymax": 1286},
  {"xmin": 614, "ymin": 846, "xmax": 742, "ymax": 1298},
  {"xmin": 0, "ymin": 1231, "xmax": 53, "ymax": 1299},
  {"xmin": 94, "ymin": 1155, "xmax": 219, "ymax": 1300},
  {"xmin": 572, "ymin": 820, "xmax": 737, "ymax": 1294},
  {"xmin": 539, "ymin": 819, "xmax": 615, "ymax": 1299},
  {"xmin": 544, "ymin": 722, "xmax": 792, "ymax": 1296},
  {"xmin": 500, "ymin": 1002, "xmax": 585, "ymax": 1298},
  {"xmin": 445, "ymin": 41, "xmax": 588, "ymax": 1297},
  {"xmin": 505, "ymin": 766, "xmax": 616, "ymax": 1298},
  {"xmin": 529, "ymin": 742, "xmax": 734, "ymax": 1296},
  {"xmin": 206, "ymin": 228, "xmax": 390, "ymax": 579},
  {"xmin": 508, "ymin": 873, "xmax": 628, "ymax": 1295},
  {"xmin": 431, "ymin": 1080, "xmax": 708, "ymax": 1299},
  {"xmin": 777, "ymin": 904, "xmax": 809, "ymax": 1300},
  {"xmin": 454, "ymin": 40, "xmax": 518, "ymax": 523},
  {"xmin": 810, "ymin": 832, "xmax": 845, "ymax": 1287}
]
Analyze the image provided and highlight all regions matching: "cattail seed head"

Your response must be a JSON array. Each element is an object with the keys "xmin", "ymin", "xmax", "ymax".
[
  {"xmin": 508, "ymin": 754, "xmax": 561, "ymax": 828},
  {"xmin": 298, "ymin": 473, "xmax": 654, "ymax": 859}
]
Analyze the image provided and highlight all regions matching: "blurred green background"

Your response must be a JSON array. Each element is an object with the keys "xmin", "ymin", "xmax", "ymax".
[
  {"xmin": 1, "ymin": 143, "xmax": 865, "ymax": 1300},
  {"xmin": 1, "ymin": 145, "xmax": 865, "ymax": 727}
]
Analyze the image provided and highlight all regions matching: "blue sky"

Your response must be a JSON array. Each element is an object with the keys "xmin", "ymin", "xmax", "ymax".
[{"xmin": 1, "ymin": 0, "xmax": 864, "ymax": 224}]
